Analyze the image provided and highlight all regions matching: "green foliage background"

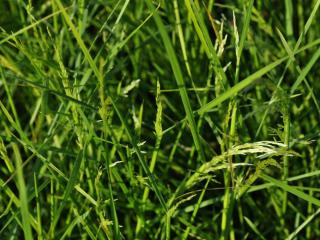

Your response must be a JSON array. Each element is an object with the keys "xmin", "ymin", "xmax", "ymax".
[{"xmin": 1, "ymin": 0, "xmax": 320, "ymax": 239}]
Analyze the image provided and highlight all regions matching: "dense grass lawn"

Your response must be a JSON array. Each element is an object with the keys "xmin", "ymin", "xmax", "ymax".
[{"xmin": 1, "ymin": 0, "xmax": 320, "ymax": 239}]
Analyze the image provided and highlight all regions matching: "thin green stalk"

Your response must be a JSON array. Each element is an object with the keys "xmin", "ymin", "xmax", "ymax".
[
  {"xmin": 13, "ymin": 143, "xmax": 33, "ymax": 240},
  {"xmin": 281, "ymin": 97, "xmax": 290, "ymax": 234},
  {"xmin": 235, "ymin": 0, "xmax": 254, "ymax": 83},
  {"xmin": 287, "ymin": 208, "xmax": 320, "ymax": 240},
  {"xmin": 136, "ymin": 81, "xmax": 163, "ymax": 236},
  {"xmin": 220, "ymin": 102, "xmax": 237, "ymax": 240},
  {"xmin": 182, "ymin": 177, "xmax": 211, "ymax": 240},
  {"xmin": 34, "ymin": 173, "xmax": 43, "ymax": 240},
  {"xmin": 285, "ymin": 0, "xmax": 294, "ymax": 42}
]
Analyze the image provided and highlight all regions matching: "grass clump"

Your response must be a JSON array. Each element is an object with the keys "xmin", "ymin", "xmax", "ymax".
[{"xmin": 1, "ymin": 0, "xmax": 320, "ymax": 239}]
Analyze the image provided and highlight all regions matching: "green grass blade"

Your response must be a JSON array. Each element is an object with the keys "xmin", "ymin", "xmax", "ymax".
[
  {"xmin": 293, "ymin": 0, "xmax": 320, "ymax": 52},
  {"xmin": 286, "ymin": 208, "xmax": 320, "ymax": 240},
  {"xmin": 0, "ymin": 7, "xmax": 69, "ymax": 45},
  {"xmin": 34, "ymin": 173, "xmax": 43, "ymax": 240},
  {"xmin": 198, "ymin": 57, "xmax": 287, "ymax": 115},
  {"xmin": 260, "ymin": 174, "xmax": 320, "ymax": 207},
  {"xmin": 277, "ymin": 28, "xmax": 320, "ymax": 112},
  {"xmin": 49, "ymin": 149, "xmax": 84, "ymax": 236},
  {"xmin": 53, "ymin": 0, "xmax": 167, "ymax": 212},
  {"xmin": 290, "ymin": 47, "xmax": 320, "ymax": 94},
  {"xmin": 2, "ymin": 0, "xmax": 320, "ymax": 239},
  {"xmin": 254, "ymin": 0, "xmax": 320, "ymax": 137},
  {"xmin": 185, "ymin": 0, "xmax": 228, "ymax": 89},
  {"xmin": 285, "ymin": 0, "xmax": 294, "ymax": 41},
  {"xmin": 182, "ymin": 177, "xmax": 211, "ymax": 240},
  {"xmin": 12, "ymin": 143, "xmax": 33, "ymax": 240},
  {"xmin": 60, "ymin": 209, "xmax": 91, "ymax": 240},
  {"xmin": 235, "ymin": 0, "xmax": 254, "ymax": 83},
  {"xmin": 244, "ymin": 216, "xmax": 266, "ymax": 240},
  {"xmin": 145, "ymin": 0, "xmax": 206, "ymax": 163},
  {"xmin": 247, "ymin": 170, "xmax": 320, "ymax": 193}
]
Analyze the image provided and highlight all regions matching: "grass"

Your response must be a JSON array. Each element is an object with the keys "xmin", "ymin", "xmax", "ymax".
[{"xmin": 1, "ymin": 0, "xmax": 320, "ymax": 239}]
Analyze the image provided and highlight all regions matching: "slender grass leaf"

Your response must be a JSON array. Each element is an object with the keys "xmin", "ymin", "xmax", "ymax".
[
  {"xmin": 145, "ymin": 0, "xmax": 205, "ymax": 163},
  {"xmin": 198, "ymin": 57, "xmax": 287, "ymax": 115},
  {"xmin": 12, "ymin": 143, "xmax": 33, "ymax": 240},
  {"xmin": 244, "ymin": 216, "xmax": 266, "ymax": 240},
  {"xmin": 286, "ymin": 208, "xmax": 320, "ymax": 240},
  {"xmin": 260, "ymin": 174, "xmax": 320, "ymax": 207}
]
